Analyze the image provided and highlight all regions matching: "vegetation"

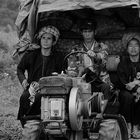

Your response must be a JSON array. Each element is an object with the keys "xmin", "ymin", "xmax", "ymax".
[
  {"xmin": 0, "ymin": 1, "xmax": 137, "ymax": 139},
  {"xmin": 0, "ymin": 1, "xmax": 22, "ymax": 139},
  {"xmin": 0, "ymin": 0, "xmax": 19, "ymax": 28}
]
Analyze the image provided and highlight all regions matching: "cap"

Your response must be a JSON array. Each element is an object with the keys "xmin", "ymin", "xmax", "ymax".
[{"xmin": 80, "ymin": 20, "xmax": 96, "ymax": 31}]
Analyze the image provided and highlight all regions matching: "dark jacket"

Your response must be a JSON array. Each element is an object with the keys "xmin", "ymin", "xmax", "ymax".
[
  {"xmin": 17, "ymin": 49, "xmax": 64, "ymax": 86},
  {"xmin": 117, "ymin": 54, "xmax": 140, "ymax": 91}
]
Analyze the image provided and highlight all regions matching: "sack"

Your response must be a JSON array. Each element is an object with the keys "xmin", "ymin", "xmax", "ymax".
[
  {"xmin": 106, "ymin": 55, "xmax": 120, "ymax": 72},
  {"xmin": 39, "ymin": 76, "xmax": 72, "ymax": 95}
]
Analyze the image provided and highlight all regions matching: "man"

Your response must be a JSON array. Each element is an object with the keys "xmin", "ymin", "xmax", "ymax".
[
  {"xmin": 17, "ymin": 25, "xmax": 64, "ymax": 140},
  {"xmin": 117, "ymin": 37, "xmax": 140, "ymax": 138},
  {"xmin": 70, "ymin": 20, "xmax": 111, "ymax": 100}
]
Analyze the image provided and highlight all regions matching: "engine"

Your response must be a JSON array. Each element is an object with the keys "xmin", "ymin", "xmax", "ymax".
[{"xmin": 39, "ymin": 75, "xmax": 92, "ymax": 135}]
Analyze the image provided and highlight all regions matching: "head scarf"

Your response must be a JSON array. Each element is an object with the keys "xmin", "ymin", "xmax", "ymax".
[
  {"xmin": 122, "ymin": 32, "xmax": 140, "ymax": 48},
  {"xmin": 38, "ymin": 25, "xmax": 60, "ymax": 45}
]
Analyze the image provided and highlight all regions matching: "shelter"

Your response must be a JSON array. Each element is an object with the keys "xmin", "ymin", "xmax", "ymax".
[{"xmin": 14, "ymin": 0, "xmax": 140, "ymax": 57}]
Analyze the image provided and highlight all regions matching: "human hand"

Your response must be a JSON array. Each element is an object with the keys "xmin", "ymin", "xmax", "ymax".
[
  {"xmin": 126, "ymin": 82, "xmax": 136, "ymax": 90},
  {"xmin": 100, "ymin": 42, "xmax": 108, "ymax": 50},
  {"xmin": 22, "ymin": 79, "xmax": 29, "ymax": 90},
  {"xmin": 133, "ymin": 80, "xmax": 140, "ymax": 85},
  {"xmin": 67, "ymin": 70, "xmax": 78, "ymax": 77},
  {"xmin": 87, "ymin": 50, "xmax": 96, "ymax": 57},
  {"xmin": 28, "ymin": 81, "xmax": 39, "ymax": 96}
]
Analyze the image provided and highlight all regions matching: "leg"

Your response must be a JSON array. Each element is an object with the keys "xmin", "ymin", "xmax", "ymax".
[
  {"xmin": 134, "ymin": 101, "xmax": 140, "ymax": 125},
  {"xmin": 26, "ymin": 93, "xmax": 42, "ymax": 115},
  {"xmin": 18, "ymin": 93, "xmax": 43, "ymax": 140},
  {"xmin": 17, "ymin": 90, "xmax": 30, "ymax": 127},
  {"xmin": 18, "ymin": 91, "xmax": 42, "ymax": 127},
  {"xmin": 22, "ymin": 120, "xmax": 41, "ymax": 140},
  {"xmin": 92, "ymin": 81, "xmax": 111, "ymax": 100},
  {"xmin": 119, "ymin": 90, "xmax": 134, "ymax": 124},
  {"xmin": 119, "ymin": 90, "xmax": 135, "ymax": 137},
  {"xmin": 131, "ymin": 101, "xmax": 140, "ymax": 138},
  {"xmin": 99, "ymin": 82, "xmax": 111, "ymax": 100}
]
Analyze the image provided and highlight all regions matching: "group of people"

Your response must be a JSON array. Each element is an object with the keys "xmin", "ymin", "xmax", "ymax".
[{"xmin": 16, "ymin": 20, "xmax": 140, "ymax": 139}]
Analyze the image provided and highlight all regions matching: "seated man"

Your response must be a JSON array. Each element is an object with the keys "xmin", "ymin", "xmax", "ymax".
[
  {"xmin": 117, "ymin": 37, "xmax": 140, "ymax": 138},
  {"xmin": 67, "ymin": 20, "xmax": 111, "ymax": 101},
  {"xmin": 17, "ymin": 25, "xmax": 64, "ymax": 140}
]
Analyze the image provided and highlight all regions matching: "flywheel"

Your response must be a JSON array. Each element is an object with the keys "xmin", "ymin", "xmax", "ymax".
[{"xmin": 69, "ymin": 87, "xmax": 83, "ymax": 131}]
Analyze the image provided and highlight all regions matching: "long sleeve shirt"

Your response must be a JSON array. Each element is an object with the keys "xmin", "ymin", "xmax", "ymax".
[
  {"xmin": 17, "ymin": 49, "xmax": 64, "ymax": 86},
  {"xmin": 117, "ymin": 55, "xmax": 140, "ymax": 91},
  {"xmin": 73, "ymin": 41, "xmax": 108, "ymax": 74}
]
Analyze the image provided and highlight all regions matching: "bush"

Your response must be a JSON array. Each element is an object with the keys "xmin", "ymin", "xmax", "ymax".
[{"xmin": 0, "ymin": 76, "xmax": 22, "ymax": 140}]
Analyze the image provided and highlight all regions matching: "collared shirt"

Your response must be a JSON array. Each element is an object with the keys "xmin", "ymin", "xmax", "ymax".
[
  {"xmin": 73, "ymin": 40, "xmax": 108, "ymax": 73},
  {"xmin": 83, "ymin": 41, "xmax": 96, "ymax": 71}
]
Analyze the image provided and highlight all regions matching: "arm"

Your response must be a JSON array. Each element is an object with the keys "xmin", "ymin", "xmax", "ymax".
[
  {"xmin": 117, "ymin": 56, "xmax": 140, "ymax": 91},
  {"xmin": 117, "ymin": 60, "xmax": 131, "ymax": 90},
  {"xmin": 89, "ymin": 42, "xmax": 108, "ymax": 69},
  {"xmin": 91, "ymin": 42, "xmax": 108, "ymax": 72},
  {"xmin": 96, "ymin": 43, "xmax": 108, "ymax": 61},
  {"xmin": 17, "ymin": 53, "xmax": 29, "ymax": 89}
]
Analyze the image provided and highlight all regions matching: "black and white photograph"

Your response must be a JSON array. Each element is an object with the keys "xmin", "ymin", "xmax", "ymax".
[{"xmin": 1, "ymin": 0, "xmax": 140, "ymax": 139}]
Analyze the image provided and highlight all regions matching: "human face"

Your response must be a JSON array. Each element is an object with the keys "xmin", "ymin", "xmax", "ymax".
[
  {"xmin": 82, "ymin": 29, "xmax": 94, "ymax": 42},
  {"xmin": 40, "ymin": 33, "xmax": 54, "ymax": 49},
  {"xmin": 127, "ymin": 39, "xmax": 140, "ymax": 56}
]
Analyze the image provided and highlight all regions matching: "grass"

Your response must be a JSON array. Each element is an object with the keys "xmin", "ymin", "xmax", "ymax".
[
  {"xmin": 0, "ymin": 76, "xmax": 23, "ymax": 140},
  {"xmin": 0, "ymin": 29, "xmax": 23, "ymax": 140}
]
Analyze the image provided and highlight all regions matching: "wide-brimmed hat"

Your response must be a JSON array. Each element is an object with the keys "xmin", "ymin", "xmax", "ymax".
[{"xmin": 38, "ymin": 25, "xmax": 60, "ymax": 45}]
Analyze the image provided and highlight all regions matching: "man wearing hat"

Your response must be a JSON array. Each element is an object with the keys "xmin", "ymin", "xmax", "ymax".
[
  {"xmin": 17, "ymin": 25, "xmax": 64, "ymax": 139},
  {"xmin": 70, "ymin": 20, "xmax": 111, "ymax": 101}
]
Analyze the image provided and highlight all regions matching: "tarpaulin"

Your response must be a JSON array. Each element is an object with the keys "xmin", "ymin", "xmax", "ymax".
[
  {"xmin": 15, "ymin": 0, "xmax": 39, "ymax": 39},
  {"xmin": 13, "ymin": 0, "xmax": 140, "ymax": 62},
  {"xmin": 38, "ymin": 0, "xmax": 140, "ymax": 12},
  {"xmin": 15, "ymin": 0, "xmax": 140, "ymax": 40}
]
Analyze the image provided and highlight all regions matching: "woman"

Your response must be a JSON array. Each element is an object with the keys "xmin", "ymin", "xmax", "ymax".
[
  {"xmin": 117, "ymin": 37, "xmax": 140, "ymax": 138},
  {"xmin": 17, "ymin": 25, "xmax": 64, "ymax": 127}
]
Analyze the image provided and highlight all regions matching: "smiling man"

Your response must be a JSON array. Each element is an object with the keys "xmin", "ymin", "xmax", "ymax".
[{"xmin": 117, "ymin": 37, "xmax": 140, "ymax": 138}]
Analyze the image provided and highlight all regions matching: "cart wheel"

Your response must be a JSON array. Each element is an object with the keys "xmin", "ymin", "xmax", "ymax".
[
  {"xmin": 99, "ymin": 119, "xmax": 126, "ymax": 140},
  {"xmin": 69, "ymin": 87, "xmax": 83, "ymax": 131},
  {"xmin": 69, "ymin": 131, "xmax": 83, "ymax": 140}
]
